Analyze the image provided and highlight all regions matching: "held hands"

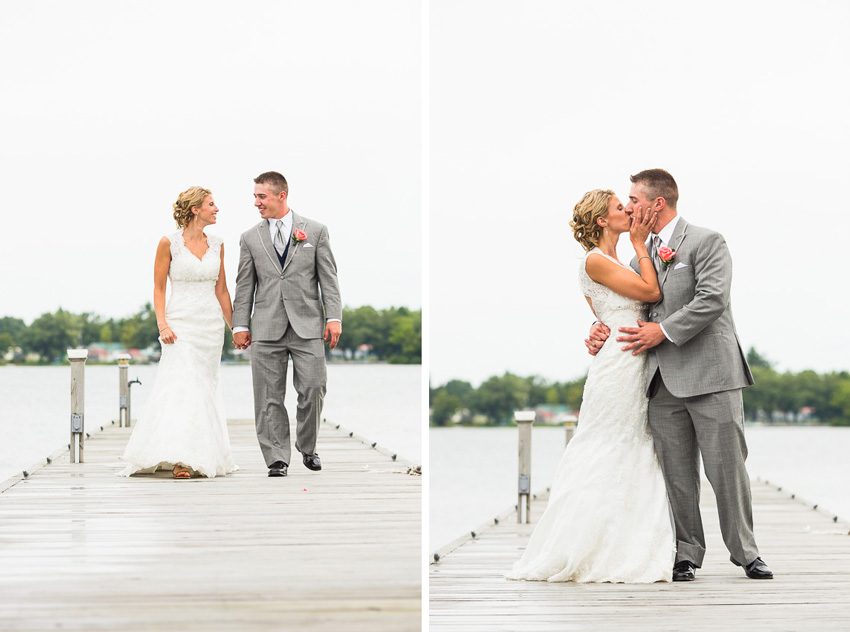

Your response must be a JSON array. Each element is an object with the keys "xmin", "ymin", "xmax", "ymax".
[
  {"xmin": 233, "ymin": 331, "xmax": 252, "ymax": 349},
  {"xmin": 585, "ymin": 322, "xmax": 610, "ymax": 356},
  {"xmin": 324, "ymin": 321, "xmax": 342, "ymax": 349},
  {"xmin": 616, "ymin": 319, "xmax": 666, "ymax": 355},
  {"xmin": 629, "ymin": 205, "xmax": 658, "ymax": 247}
]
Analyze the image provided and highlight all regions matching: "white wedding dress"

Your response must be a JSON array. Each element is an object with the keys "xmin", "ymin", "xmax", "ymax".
[
  {"xmin": 507, "ymin": 248, "xmax": 674, "ymax": 583},
  {"xmin": 119, "ymin": 230, "xmax": 238, "ymax": 478}
]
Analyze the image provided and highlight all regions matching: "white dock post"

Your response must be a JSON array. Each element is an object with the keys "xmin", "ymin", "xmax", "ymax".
[
  {"xmin": 67, "ymin": 349, "xmax": 88, "ymax": 463},
  {"xmin": 116, "ymin": 354, "xmax": 130, "ymax": 427},
  {"xmin": 565, "ymin": 418, "xmax": 577, "ymax": 447},
  {"xmin": 514, "ymin": 410, "xmax": 535, "ymax": 524}
]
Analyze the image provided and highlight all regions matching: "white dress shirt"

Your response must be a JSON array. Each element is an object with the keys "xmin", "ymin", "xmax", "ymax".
[
  {"xmin": 269, "ymin": 213, "xmax": 293, "ymax": 247},
  {"xmin": 648, "ymin": 214, "xmax": 682, "ymax": 342}
]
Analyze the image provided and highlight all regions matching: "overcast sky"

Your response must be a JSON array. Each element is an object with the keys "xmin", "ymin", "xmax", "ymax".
[
  {"xmin": 430, "ymin": 0, "xmax": 850, "ymax": 386},
  {"xmin": 1, "ymin": 1, "xmax": 421, "ymax": 324}
]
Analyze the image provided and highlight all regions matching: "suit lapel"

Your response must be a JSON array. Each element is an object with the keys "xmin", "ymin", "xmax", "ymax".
[
  {"xmin": 256, "ymin": 220, "xmax": 282, "ymax": 272},
  {"xmin": 659, "ymin": 218, "xmax": 688, "ymax": 287},
  {"xmin": 281, "ymin": 212, "xmax": 304, "ymax": 273}
]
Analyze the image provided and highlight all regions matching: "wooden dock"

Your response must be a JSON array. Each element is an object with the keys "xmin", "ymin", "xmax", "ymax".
[
  {"xmin": 430, "ymin": 481, "xmax": 850, "ymax": 631},
  {"xmin": 0, "ymin": 419, "xmax": 421, "ymax": 631}
]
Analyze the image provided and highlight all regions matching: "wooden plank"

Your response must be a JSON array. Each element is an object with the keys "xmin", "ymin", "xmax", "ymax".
[
  {"xmin": 0, "ymin": 419, "xmax": 421, "ymax": 631},
  {"xmin": 430, "ymin": 480, "xmax": 850, "ymax": 631}
]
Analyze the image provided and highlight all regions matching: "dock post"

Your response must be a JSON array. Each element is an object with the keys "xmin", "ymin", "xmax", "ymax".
[
  {"xmin": 565, "ymin": 418, "xmax": 577, "ymax": 447},
  {"xmin": 117, "ymin": 354, "xmax": 130, "ymax": 427},
  {"xmin": 68, "ymin": 349, "xmax": 88, "ymax": 463},
  {"xmin": 514, "ymin": 410, "xmax": 535, "ymax": 524}
]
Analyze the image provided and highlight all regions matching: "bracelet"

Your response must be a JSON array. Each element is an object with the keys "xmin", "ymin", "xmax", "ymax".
[
  {"xmin": 158, "ymin": 325, "xmax": 170, "ymax": 332},
  {"xmin": 638, "ymin": 256, "xmax": 651, "ymax": 263}
]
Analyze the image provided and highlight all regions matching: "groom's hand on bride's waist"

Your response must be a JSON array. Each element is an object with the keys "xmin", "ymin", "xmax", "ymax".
[
  {"xmin": 616, "ymin": 320, "xmax": 665, "ymax": 355},
  {"xmin": 585, "ymin": 323, "xmax": 610, "ymax": 356}
]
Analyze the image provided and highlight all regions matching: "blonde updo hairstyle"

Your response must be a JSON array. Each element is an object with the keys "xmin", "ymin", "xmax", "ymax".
[
  {"xmin": 570, "ymin": 189, "xmax": 615, "ymax": 251},
  {"xmin": 173, "ymin": 186, "xmax": 212, "ymax": 228}
]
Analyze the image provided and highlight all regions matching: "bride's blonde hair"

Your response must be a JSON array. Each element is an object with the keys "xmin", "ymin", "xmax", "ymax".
[
  {"xmin": 570, "ymin": 189, "xmax": 614, "ymax": 251},
  {"xmin": 173, "ymin": 186, "xmax": 212, "ymax": 228}
]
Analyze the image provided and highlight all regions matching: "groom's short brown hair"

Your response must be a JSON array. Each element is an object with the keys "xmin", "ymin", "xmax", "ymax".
[
  {"xmin": 254, "ymin": 171, "xmax": 289, "ymax": 196},
  {"xmin": 630, "ymin": 169, "xmax": 678, "ymax": 209}
]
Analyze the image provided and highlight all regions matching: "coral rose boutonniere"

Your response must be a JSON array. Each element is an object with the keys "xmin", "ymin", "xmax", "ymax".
[
  {"xmin": 292, "ymin": 229, "xmax": 307, "ymax": 244},
  {"xmin": 658, "ymin": 246, "xmax": 677, "ymax": 270}
]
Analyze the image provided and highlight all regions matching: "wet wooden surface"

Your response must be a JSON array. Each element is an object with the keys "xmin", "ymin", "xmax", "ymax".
[
  {"xmin": 430, "ymin": 481, "xmax": 850, "ymax": 631},
  {"xmin": 0, "ymin": 419, "xmax": 421, "ymax": 631}
]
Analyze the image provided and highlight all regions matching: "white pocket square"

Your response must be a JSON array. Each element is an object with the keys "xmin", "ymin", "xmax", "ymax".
[
  {"xmin": 673, "ymin": 262, "xmax": 688, "ymax": 270},
  {"xmin": 303, "ymin": 243, "xmax": 314, "ymax": 248}
]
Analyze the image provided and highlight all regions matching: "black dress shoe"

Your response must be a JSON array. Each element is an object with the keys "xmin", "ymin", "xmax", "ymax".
[
  {"xmin": 268, "ymin": 461, "xmax": 288, "ymax": 477},
  {"xmin": 672, "ymin": 560, "xmax": 696, "ymax": 581},
  {"xmin": 302, "ymin": 453, "xmax": 322, "ymax": 471},
  {"xmin": 732, "ymin": 556, "xmax": 773, "ymax": 579}
]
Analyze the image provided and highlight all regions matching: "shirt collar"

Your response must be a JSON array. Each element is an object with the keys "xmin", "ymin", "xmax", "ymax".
[
  {"xmin": 268, "ymin": 211, "xmax": 293, "ymax": 232},
  {"xmin": 655, "ymin": 214, "xmax": 681, "ymax": 247}
]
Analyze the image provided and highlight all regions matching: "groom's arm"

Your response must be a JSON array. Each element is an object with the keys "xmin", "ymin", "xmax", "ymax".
[
  {"xmin": 315, "ymin": 225, "xmax": 342, "ymax": 322},
  {"xmin": 659, "ymin": 231, "xmax": 732, "ymax": 347},
  {"xmin": 315, "ymin": 225, "xmax": 342, "ymax": 349},
  {"xmin": 232, "ymin": 234, "xmax": 257, "ymax": 347}
]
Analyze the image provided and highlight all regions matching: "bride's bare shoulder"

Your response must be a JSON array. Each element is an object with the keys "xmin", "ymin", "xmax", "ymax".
[{"xmin": 584, "ymin": 251, "xmax": 619, "ymax": 274}]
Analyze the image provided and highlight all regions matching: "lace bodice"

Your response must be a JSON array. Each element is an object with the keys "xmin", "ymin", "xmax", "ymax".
[
  {"xmin": 579, "ymin": 248, "xmax": 647, "ymax": 326},
  {"xmin": 168, "ymin": 230, "xmax": 223, "ymax": 283}
]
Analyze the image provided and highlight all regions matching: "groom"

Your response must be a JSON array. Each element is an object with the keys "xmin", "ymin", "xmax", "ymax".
[
  {"xmin": 233, "ymin": 171, "xmax": 342, "ymax": 478},
  {"xmin": 587, "ymin": 169, "xmax": 772, "ymax": 581}
]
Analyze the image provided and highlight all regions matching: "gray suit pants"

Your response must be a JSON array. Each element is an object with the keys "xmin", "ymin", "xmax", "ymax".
[
  {"xmin": 648, "ymin": 372, "xmax": 759, "ymax": 567},
  {"xmin": 251, "ymin": 327, "xmax": 326, "ymax": 466}
]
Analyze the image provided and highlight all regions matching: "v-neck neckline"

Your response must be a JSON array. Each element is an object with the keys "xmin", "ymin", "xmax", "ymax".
[{"xmin": 182, "ymin": 230, "xmax": 210, "ymax": 262}]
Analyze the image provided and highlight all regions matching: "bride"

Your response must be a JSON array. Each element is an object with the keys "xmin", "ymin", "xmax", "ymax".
[
  {"xmin": 119, "ymin": 186, "xmax": 238, "ymax": 479},
  {"xmin": 507, "ymin": 189, "xmax": 674, "ymax": 583}
]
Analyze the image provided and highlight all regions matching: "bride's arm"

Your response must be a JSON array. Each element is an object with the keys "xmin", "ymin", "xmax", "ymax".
[
  {"xmin": 215, "ymin": 244, "xmax": 234, "ymax": 330},
  {"xmin": 586, "ymin": 207, "xmax": 660, "ymax": 302},
  {"xmin": 585, "ymin": 254, "xmax": 661, "ymax": 302},
  {"xmin": 154, "ymin": 237, "xmax": 176, "ymax": 344}
]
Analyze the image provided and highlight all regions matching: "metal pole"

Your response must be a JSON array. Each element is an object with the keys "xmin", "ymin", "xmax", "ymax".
[
  {"xmin": 514, "ymin": 410, "xmax": 535, "ymax": 524},
  {"xmin": 68, "ymin": 349, "xmax": 88, "ymax": 463},
  {"xmin": 117, "ymin": 354, "xmax": 130, "ymax": 427}
]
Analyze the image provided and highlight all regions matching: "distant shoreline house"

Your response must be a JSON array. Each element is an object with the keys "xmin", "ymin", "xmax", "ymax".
[
  {"xmin": 86, "ymin": 343, "xmax": 155, "ymax": 364},
  {"xmin": 534, "ymin": 405, "xmax": 578, "ymax": 426},
  {"xmin": 328, "ymin": 344, "xmax": 376, "ymax": 362}
]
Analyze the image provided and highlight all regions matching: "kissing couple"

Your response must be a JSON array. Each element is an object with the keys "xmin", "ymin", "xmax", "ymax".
[
  {"xmin": 119, "ymin": 171, "xmax": 342, "ymax": 480},
  {"xmin": 508, "ymin": 169, "xmax": 772, "ymax": 583}
]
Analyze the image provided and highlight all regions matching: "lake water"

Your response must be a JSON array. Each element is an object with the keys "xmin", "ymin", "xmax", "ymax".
[
  {"xmin": 430, "ymin": 425, "xmax": 850, "ymax": 553},
  {"xmin": 0, "ymin": 363, "xmax": 421, "ymax": 483}
]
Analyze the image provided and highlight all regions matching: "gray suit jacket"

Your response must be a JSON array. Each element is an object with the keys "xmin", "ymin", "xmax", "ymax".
[
  {"xmin": 630, "ymin": 217, "xmax": 753, "ymax": 398},
  {"xmin": 233, "ymin": 212, "xmax": 342, "ymax": 341}
]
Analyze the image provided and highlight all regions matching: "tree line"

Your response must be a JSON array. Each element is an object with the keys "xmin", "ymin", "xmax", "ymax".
[
  {"xmin": 430, "ymin": 348, "xmax": 850, "ymax": 427},
  {"xmin": 0, "ymin": 304, "xmax": 421, "ymax": 365}
]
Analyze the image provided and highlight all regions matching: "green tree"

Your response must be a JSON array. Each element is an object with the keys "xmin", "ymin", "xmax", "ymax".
[
  {"xmin": 443, "ymin": 379, "xmax": 473, "ymax": 401},
  {"xmin": 0, "ymin": 316, "xmax": 26, "ymax": 340},
  {"xmin": 746, "ymin": 347, "xmax": 773, "ymax": 369},
  {"xmin": 78, "ymin": 312, "xmax": 104, "ymax": 346},
  {"xmin": 99, "ymin": 323, "xmax": 114, "ymax": 343},
  {"xmin": 0, "ymin": 333, "xmax": 13, "ymax": 355},
  {"xmin": 469, "ymin": 373, "xmax": 531, "ymax": 425},
  {"xmin": 19, "ymin": 309, "xmax": 80, "ymax": 362},
  {"xmin": 829, "ymin": 378, "xmax": 850, "ymax": 426},
  {"xmin": 388, "ymin": 312, "xmax": 421, "ymax": 363},
  {"xmin": 431, "ymin": 390, "xmax": 462, "ymax": 426}
]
